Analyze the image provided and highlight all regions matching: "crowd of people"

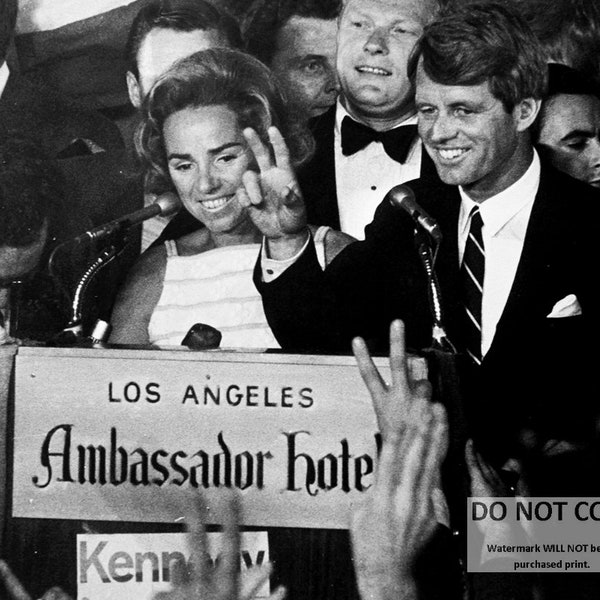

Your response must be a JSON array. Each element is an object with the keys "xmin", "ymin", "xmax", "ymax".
[{"xmin": 1, "ymin": 0, "xmax": 600, "ymax": 598}]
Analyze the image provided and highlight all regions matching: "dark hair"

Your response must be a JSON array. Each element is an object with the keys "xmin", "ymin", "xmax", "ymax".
[
  {"xmin": 0, "ymin": 138, "xmax": 63, "ymax": 248},
  {"xmin": 522, "ymin": 0, "xmax": 600, "ymax": 85},
  {"xmin": 245, "ymin": 0, "xmax": 342, "ymax": 65},
  {"xmin": 126, "ymin": 0, "xmax": 243, "ymax": 76},
  {"xmin": 408, "ymin": 0, "xmax": 548, "ymax": 112},
  {"xmin": 531, "ymin": 63, "xmax": 600, "ymax": 142},
  {"xmin": 137, "ymin": 47, "xmax": 314, "ymax": 193},
  {"xmin": 0, "ymin": 0, "xmax": 17, "ymax": 64},
  {"xmin": 545, "ymin": 62, "xmax": 600, "ymax": 97}
]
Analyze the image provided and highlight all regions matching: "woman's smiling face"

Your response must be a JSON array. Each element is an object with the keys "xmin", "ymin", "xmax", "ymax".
[{"xmin": 164, "ymin": 104, "xmax": 253, "ymax": 233}]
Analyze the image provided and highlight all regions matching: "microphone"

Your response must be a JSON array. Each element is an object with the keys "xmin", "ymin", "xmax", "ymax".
[
  {"xmin": 73, "ymin": 192, "xmax": 181, "ymax": 244},
  {"xmin": 385, "ymin": 184, "xmax": 442, "ymax": 243},
  {"xmin": 181, "ymin": 323, "xmax": 222, "ymax": 350}
]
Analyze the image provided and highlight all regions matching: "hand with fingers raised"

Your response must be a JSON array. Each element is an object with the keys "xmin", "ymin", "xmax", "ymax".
[
  {"xmin": 350, "ymin": 320, "xmax": 449, "ymax": 600},
  {"xmin": 152, "ymin": 491, "xmax": 286, "ymax": 600},
  {"xmin": 238, "ymin": 127, "xmax": 309, "ymax": 260}
]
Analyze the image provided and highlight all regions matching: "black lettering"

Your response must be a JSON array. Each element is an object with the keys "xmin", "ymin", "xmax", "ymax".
[
  {"xmin": 182, "ymin": 385, "xmax": 199, "ymax": 405},
  {"xmin": 204, "ymin": 385, "xmax": 220, "ymax": 405},
  {"xmin": 171, "ymin": 451, "xmax": 189, "ymax": 485},
  {"xmin": 130, "ymin": 448, "xmax": 150, "ymax": 485},
  {"xmin": 190, "ymin": 450, "xmax": 210, "ymax": 488},
  {"xmin": 33, "ymin": 424, "xmax": 74, "ymax": 488},
  {"xmin": 284, "ymin": 431, "xmax": 317, "ymax": 496},
  {"xmin": 281, "ymin": 387, "xmax": 293, "ymax": 408},
  {"xmin": 151, "ymin": 450, "xmax": 170, "ymax": 485},
  {"xmin": 246, "ymin": 386, "xmax": 259, "ymax": 407},
  {"xmin": 299, "ymin": 388, "xmax": 314, "ymax": 408},
  {"xmin": 226, "ymin": 385, "xmax": 242, "ymax": 407},
  {"xmin": 214, "ymin": 432, "xmax": 232, "ymax": 486},
  {"xmin": 124, "ymin": 382, "xmax": 141, "ymax": 403},
  {"xmin": 110, "ymin": 427, "xmax": 128, "ymax": 485},
  {"xmin": 146, "ymin": 383, "xmax": 161, "ymax": 403}
]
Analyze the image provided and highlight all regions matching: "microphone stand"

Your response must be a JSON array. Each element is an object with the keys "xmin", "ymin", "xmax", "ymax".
[
  {"xmin": 61, "ymin": 245, "xmax": 119, "ymax": 339},
  {"xmin": 413, "ymin": 226, "xmax": 470, "ymax": 589},
  {"xmin": 413, "ymin": 227, "xmax": 456, "ymax": 353},
  {"xmin": 49, "ymin": 227, "xmax": 128, "ymax": 345}
]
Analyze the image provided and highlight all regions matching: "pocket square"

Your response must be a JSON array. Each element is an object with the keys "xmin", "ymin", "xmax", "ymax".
[{"xmin": 546, "ymin": 293, "xmax": 582, "ymax": 318}]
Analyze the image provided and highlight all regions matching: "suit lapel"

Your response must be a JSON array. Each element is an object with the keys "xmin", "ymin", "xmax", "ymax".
[
  {"xmin": 485, "ymin": 165, "xmax": 558, "ymax": 357},
  {"xmin": 300, "ymin": 107, "xmax": 340, "ymax": 229}
]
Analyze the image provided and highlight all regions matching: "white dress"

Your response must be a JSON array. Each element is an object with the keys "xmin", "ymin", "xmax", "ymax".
[{"xmin": 148, "ymin": 227, "xmax": 330, "ymax": 349}]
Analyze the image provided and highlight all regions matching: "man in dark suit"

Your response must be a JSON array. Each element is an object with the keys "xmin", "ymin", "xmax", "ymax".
[{"xmin": 247, "ymin": 1, "xmax": 599, "ymax": 468}]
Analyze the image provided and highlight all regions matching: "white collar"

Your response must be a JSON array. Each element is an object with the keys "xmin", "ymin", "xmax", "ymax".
[
  {"xmin": 335, "ymin": 98, "xmax": 418, "ymax": 135},
  {"xmin": 0, "ymin": 62, "xmax": 10, "ymax": 99},
  {"xmin": 459, "ymin": 150, "xmax": 541, "ymax": 237}
]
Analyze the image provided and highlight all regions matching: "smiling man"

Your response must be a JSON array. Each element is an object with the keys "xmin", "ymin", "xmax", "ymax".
[
  {"xmin": 253, "ymin": 1, "xmax": 599, "ymax": 480},
  {"xmin": 297, "ymin": 0, "xmax": 440, "ymax": 239}
]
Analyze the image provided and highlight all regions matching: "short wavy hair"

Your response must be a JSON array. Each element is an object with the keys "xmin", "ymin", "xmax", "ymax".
[
  {"xmin": 408, "ymin": 0, "xmax": 548, "ymax": 112},
  {"xmin": 126, "ymin": 0, "xmax": 243, "ymax": 77},
  {"xmin": 137, "ymin": 47, "xmax": 314, "ymax": 193}
]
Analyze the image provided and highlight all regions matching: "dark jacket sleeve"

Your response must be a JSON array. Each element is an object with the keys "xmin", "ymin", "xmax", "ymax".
[{"xmin": 255, "ymin": 197, "xmax": 433, "ymax": 354}]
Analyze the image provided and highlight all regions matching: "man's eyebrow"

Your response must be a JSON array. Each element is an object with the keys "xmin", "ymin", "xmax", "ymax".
[
  {"xmin": 560, "ymin": 129, "xmax": 595, "ymax": 142},
  {"xmin": 299, "ymin": 54, "xmax": 326, "ymax": 61}
]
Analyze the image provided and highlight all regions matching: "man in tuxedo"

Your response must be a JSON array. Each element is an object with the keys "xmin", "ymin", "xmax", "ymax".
[
  {"xmin": 249, "ymin": 1, "xmax": 599, "ymax": 468},
  {"xmin": 298, "ymin": 0, "xmax": 440, "ymax": 238}
]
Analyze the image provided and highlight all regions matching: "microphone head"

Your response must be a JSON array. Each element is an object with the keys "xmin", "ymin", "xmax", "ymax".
[
  {"xmin": 155, "ymin": 192, "xmax": 181, "ymax": 217},
  {"xmin": 386, "ymin": 184, "xmax": 416, "ymax": 213}
]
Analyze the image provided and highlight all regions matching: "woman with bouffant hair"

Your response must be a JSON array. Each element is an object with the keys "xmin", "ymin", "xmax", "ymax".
[{"xmin": 110, "ymin": 48, "xmax": 352, "ymax": 348}]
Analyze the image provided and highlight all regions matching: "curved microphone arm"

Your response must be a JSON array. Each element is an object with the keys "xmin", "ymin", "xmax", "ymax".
[{"xmin": 63, "ymin": 246, "xmax": 118, "ymax": 336}]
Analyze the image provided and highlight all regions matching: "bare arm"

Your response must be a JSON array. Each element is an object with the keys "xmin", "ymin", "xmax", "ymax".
[
  {"xmin": 108, "ymin": 245, "xmax": 167, "ymax": 344},
  {"xmin": 350, "ymin": 320, "xmax": 448, "ymax": 600}
]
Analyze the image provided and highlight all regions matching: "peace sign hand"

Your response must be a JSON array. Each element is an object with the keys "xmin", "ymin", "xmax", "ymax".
[{"xmin": 239, "ymin": 127, "xmax": 308, "ymax": 259}]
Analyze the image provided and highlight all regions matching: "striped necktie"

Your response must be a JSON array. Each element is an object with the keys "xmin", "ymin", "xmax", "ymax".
[{"xmin": 461, "ymin": 206, "xmax": 485, "ymax": 364}]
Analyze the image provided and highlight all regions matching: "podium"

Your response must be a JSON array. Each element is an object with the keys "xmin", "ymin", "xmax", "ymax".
[{"xmin": 1, "ymin": 344, "xmax": 428, "ymax": 598}]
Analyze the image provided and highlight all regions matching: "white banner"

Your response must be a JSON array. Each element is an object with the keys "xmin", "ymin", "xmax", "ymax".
[{"xmin": 13, "ymin": 347, "xmax": 426, "ymax": 529}]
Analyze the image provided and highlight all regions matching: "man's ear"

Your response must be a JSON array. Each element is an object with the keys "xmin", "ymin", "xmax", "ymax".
[
  {"xmin": 126, "ymin": 71, "xmax": 142, "ymax": 109},
  {"xmin": 514, "ymin": 97, "xmax": 542, "ymax": 132}
]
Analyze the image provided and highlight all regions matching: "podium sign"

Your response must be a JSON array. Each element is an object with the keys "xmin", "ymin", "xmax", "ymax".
[{"xmin": 12, "ymin": 347, "xmax": 426, "ymax": 529}]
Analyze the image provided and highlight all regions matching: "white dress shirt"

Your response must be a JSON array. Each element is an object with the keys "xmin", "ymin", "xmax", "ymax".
[
  {"xmin": 334, "ymin": 101, "xmax": 422, "ymax": 240},
  {"xmin": 458, "ymin": 150, "xmax": 541, "ymax": 357}
]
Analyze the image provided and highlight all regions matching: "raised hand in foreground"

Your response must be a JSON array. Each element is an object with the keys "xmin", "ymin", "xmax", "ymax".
[
  {"xmin": 351, "ymin": 320, "xmax": 449, "ymax": 600},
  {"xmin": 153, "ymin": 491, "xmax": 286, "ymax": 600}
]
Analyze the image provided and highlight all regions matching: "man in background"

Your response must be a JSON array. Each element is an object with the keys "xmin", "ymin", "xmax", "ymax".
[
  {"xmin": 245, "ymin": 0, "xmax": 341, "ymax": 120},
  {"xmin": 535, "ymin": 62, "xmax": 600, "ymax": 188}
]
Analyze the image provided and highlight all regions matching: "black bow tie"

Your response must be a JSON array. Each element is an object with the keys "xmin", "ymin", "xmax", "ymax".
[{"xmin": 341, "ymin": 116, "xmax": 417, "ymax": 164}]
